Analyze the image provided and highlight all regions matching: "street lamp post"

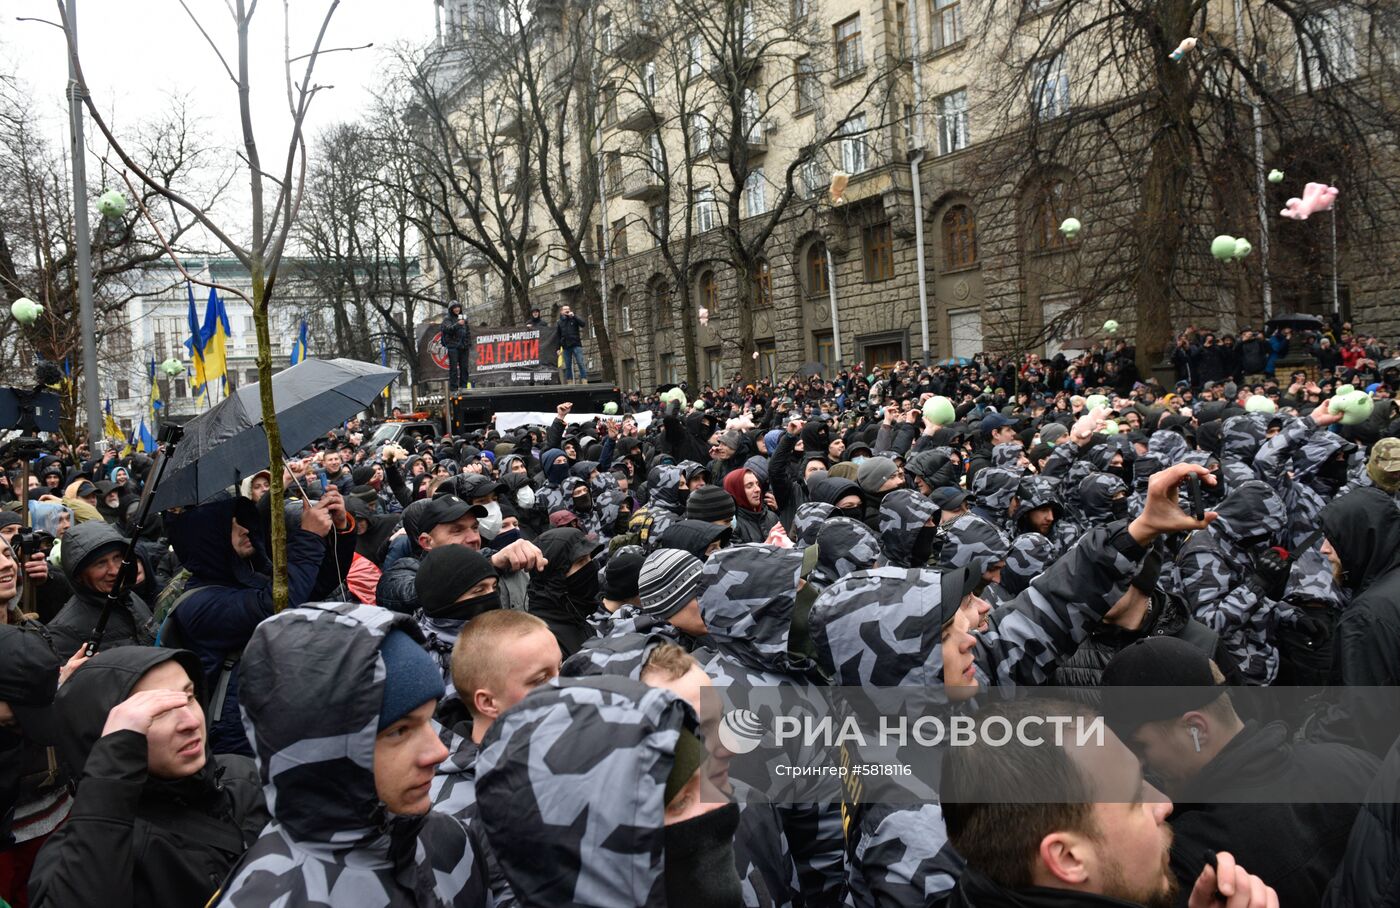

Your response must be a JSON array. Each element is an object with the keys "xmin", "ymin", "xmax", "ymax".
[{"xmin": 67, "ymin": 0, "xmax": 103, "ymax": 442}]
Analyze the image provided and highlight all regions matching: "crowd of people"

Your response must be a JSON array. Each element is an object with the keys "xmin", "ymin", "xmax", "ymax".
[{"xmin": 2, "ymin": 318, "xmax": 1400, "ymax": 908}]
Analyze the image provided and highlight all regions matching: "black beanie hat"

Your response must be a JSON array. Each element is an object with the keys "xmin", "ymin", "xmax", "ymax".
[
  {"xmin": 686, "ymin": 484, "xmax": 736, "ymax": 522},
  {"xmin": 352, "ymin": 464, "xmax": 376, "ymax": 486},
  {"xmin": 600, "ymin": 545, "xmax": 647, "ymax": 601},
  {"xmin": 415, "ymin": 544, "xmax": 499, "ymax": 618}
]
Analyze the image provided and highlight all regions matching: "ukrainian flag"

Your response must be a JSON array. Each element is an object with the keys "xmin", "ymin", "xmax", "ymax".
[{"xmin": 199, "ymin": 287, "xmax": 231, "ymax": 393}]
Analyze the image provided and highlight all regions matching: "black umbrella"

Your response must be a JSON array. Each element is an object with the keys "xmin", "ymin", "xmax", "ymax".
[
  {"xmin": 1266, "ymin": 312, "xmax": 1325, "ymax": 331},
  {"xmin": 151, "ymin": 358, "xmax": 397, "ymax": 511},
  {"xmin": 1377, "ymin": 357, "xmax": 1400, "ymax": 373}
]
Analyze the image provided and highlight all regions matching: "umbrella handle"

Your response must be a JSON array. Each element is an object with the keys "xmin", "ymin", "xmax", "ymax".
[{"xmin": 85, "ymin": 423, "xmax": 185, "ymax": 656}]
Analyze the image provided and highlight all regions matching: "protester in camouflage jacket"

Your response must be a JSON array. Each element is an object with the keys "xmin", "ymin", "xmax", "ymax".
[{"xmin": 215, "ymin": 602, "xmax": 488, "ymax": 908}]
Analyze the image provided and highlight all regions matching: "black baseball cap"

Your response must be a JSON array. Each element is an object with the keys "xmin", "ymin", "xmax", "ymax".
[
  {"xmin": 979, "ymin": 412, "xmax": 1020, "ymax": 434},
  {"xmin": 1100, "ymin": 637, "xmax": 1225, "ymax": 740},
  {"xmin": 402, "ymin": 495, "xmax": 488, "ymax": 540}
]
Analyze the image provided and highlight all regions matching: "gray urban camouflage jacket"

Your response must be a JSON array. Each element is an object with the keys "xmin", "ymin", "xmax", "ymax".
[{"xmin": 216, "ymin": 602, "xmax": 487, "ymax": 908}]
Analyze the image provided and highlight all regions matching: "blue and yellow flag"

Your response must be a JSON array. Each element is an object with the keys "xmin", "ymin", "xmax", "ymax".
[
  {"xmin": 102, "ymin": 399, "xmax": 124, "ymax": 444},
  {"xmin": 136, "ymin": 417, "xmax": 157, "ymax": 453},
  {"xmin": 148, "ymin": 359, "xmax": 162, "ymax": 415},
  {"xmin": 380, "ymin": 340, "xmax": 390, "ymax": 399},
  {"xmin": 290, "ymin": 319, "xmax": 310, "ymax": 365},
  {"xmin": 199, "ymin": 287, "xmax": 231, "ymax": 392}
]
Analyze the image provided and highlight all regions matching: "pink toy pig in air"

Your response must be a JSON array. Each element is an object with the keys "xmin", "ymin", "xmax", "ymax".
[{"xmin": 1280, "ymin": 182, "xmax": 1339, "ymax": 220}]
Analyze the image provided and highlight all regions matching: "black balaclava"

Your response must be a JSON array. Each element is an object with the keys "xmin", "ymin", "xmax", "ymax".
[{"xmin": 663, "ymin": 803, "xmax": 743, "ymax": 908}]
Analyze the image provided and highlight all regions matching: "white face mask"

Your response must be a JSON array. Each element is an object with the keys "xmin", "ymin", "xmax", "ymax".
[
  {"xmin": 516, "ymin": 487, "xmax": 537, "ymax": 511},
  {"xmin": 478, "ymin": 502, "xmax": 503, "ymax": 541}
]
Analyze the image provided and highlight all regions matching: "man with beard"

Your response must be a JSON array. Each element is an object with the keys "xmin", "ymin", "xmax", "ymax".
[
  {"xmin": 1101, "ymin": 638, "xmax": 1377, "ymax": 907},
  {"xmin": 941, "ymin": 699, "xmax": 1279, "ymax": 908}
]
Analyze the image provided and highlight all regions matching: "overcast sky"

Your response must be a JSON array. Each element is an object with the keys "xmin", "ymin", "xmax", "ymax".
[{"xmin": 8, "ymin": 0, "xmax": 437, "ymax": 238}]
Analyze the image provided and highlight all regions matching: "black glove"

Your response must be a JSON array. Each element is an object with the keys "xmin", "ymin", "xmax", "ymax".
[{"xmin": 1248, "ymin": 547, "xmax": 1293, "ymax": 601}]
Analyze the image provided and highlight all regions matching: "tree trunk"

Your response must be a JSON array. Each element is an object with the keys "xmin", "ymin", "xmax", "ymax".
[
  {"xmin": 251, "ymin": 258, "xmax": 290, "ymax": 610},
  {"xmin": 1135, "ymin": 24, "xmax": 1193, "ymax": 379}
]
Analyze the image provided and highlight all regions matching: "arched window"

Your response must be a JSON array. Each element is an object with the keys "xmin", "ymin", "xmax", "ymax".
[
  {"xmin": 655, "ymin": 283, "xmax": 674, "ymax": 327},
  {"xmin": 1031, "ymin": 178, "xmax": 1072, "ymax": 251},
  {"xmin": 942, "ymin": 204, "xmax": 977, "ymax": 268},
  {"xmin": 753, "ymin": 258, "xmax": 773, "ymax": 308},
  {"xmin": 699, "ymin": 270, "xmax": 718, "ymax": 311},
  {"xmin": 804, "ymin": 241, "xmax": 828, "ymax": 296},
  {"xmin": 615, "ymin": 289, "xmax": 632, "ymax": 332}
]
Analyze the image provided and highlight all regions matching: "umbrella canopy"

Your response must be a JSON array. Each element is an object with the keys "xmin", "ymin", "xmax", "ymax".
[
  {"xmin": 1266, "ymin": 312, "xmax": 1325, "ymax": 331},
  {"xmin": 1377, "ymin": 357, "xmax": 1400, "ymax": 373},
  {"xmin": 152, "ymin": 358, "xmax": 397, "ymax": 511},
  {"xmin": 938, "ymin": 356, "xmax": 972, "ymax": 367}
]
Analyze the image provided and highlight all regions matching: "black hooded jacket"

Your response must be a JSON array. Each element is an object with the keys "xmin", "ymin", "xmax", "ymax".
[
  {"xmin": 29, "ymin": 647, "xmax": 267, "ymax": 908},
  {"xmin": 1315, "ymin": 487, "xmax": 1400, "ymax": 755},
  {"xmin": 526, "ymin": 528, "xmax": 599, "ymax": 656},
  {"xmin": 165, "ymin": 498, "xmax": 326, "ymax": 756},
  {"xmin": 46, "ymin": 521, "xmax": 155, "ymax": 659},
  {"xmin": 0, "ymin": 624, "xmax": 61, "ymax": 846}
]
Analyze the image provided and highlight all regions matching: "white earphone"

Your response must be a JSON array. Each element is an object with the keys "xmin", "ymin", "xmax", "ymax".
[{"xmin": 1190, "ymin": 727, "xmax": 1202, "ymax": 753}]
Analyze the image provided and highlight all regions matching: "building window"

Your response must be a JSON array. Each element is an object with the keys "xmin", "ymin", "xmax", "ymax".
[
  {"xmin": 745, "ymin": 168, "xmax": 768, "ymax": 216},
  {"xmin": 659, "ymin": 352, "xmax": 677, "ymax": 382},
  {"xmin": 796, "ymin": 55, "xmax": 820, "ymax": 112},
  {"xmin": 753, "ymin": 258, "xmax": 773, "ymax": 308},
  {"xmin": 895, "ymin": 1, "xmax": 908, "ymax": 58},
  {"xmin": 705, "ymin": 347, "xmax": 724, "ymax": 387},
  {"xmin": 606, "ymin": 151, "xmax": 623, "ymax": 195},
  {"xmin": 176, "ymin": 379, "xmax": 187, "ymax": 398},
  {"xmin": 791, "ymin": 0, "xmax": 808, "ymax": 20},
  {"xmin": 800, "ymin": 158, "xmax": 822, "ymax": 198},
  {"xmin": 840, "ymin": 114, "xmax": 869, "ymax": 174},
  {"xmin": 600, "ymin": 12, "xmax": 615, "ymax": 52},
  {"xmin": 561, "ymin": 162, "xmax": 573, "ymax": 197},
  {"xmin": 688, "ymin": 33, "xmax": 704, "ymax": 78},
  {"xmin": 742, "ymin": 3, "xmax": 755, "ymax": 45},
  {"xmin": 928, "ymin": 0, "xmax": 963, "ymax": 50},
  {"xmin": 695, "ymin": 187, "xmax": 717, "ymax": 231},
  {"xmin": 805, "ymin": 241, "xmax": 829, "ymax": 296},
  {"xmin": 742, "ymin": 88, "xmax": 763, "ymax": 143},
  {"xmin": 1299, "ymin": 7, "xmax": 1359, "ymax": 85},
  {"xmin": 621, "ymin": 358, "xmax": 637, "ymax": 388},
  {"xmin": 814, "ymin": 330, "xmax": 835, "ymax": 371},
  {"xmin": 595, "ymin": 223, "xmax": 606, "ymax": 258},
  {"xmin": 1030, "ymin": 52, "xmax": 1070, "ymax": 120},
  {"xmin": 649, "ymin": 132, "xmax": 665, "ymax": 175},
  {"xmin": 643, "ymin": 61, "xmax": 658, "ymax": 96},
  {"xmin": 656, "ymin": 284, "xmax": 674, "ymax": 326},
  {"xmin": 757, "ymin": 341, "xmax": 778, "ymax": 379},
  {"xmin": 117, "ymin": 379, "xmax": 130, "ymax": 399},
  {"xmin": 863, "ymin": 222, "xmax": 895, "ymax": 282},
  {"xmin": 942, "ymin": 204, "xmax": 978, "ymax": 268},
  {"xmin": 948, "ymin": 308, "xmax": 983, "ymax": 359},
  {"xmin": 612, "ymin": 217, "xmax": 629, "ymax": 257},
  {"xmin": 834, "ymin": 15, "xmax": 863, "ymax": 79},
  {"xmin": 602, "ymin": 84, "xmax": 619, "ymax": 125},
  {"xmin": 699, "ymin": 269, "xmax": 719, "ymax": 312},
  {"xmin": 649, "ymin": 203, "xmax": 667, "ymax": 244},
  {"xmin": 245, "ymin": 369, "xmax": 258, "ymax": 385},
  {"xmin": 936, "ymin": 89, "xmax": 969, "ymax": 155},
  {"xmin": 618, "ymin": 291, "xmax": 633, "ymax": 332},
  {"xmin": 1032, "ymin": 178, "xmax": 1073, "ymax": 251},
  {"xmin": 692, "ymin": 111, "xmax": 711, "ymax": 155}
]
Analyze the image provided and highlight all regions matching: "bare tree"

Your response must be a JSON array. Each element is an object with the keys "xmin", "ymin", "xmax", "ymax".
[
  {"xmin": 0, "ymin": 75, "xmax": 223, "ymax": 430},
  {"xmin": 964, "ymin": 0, "xmax": 1400, "ymax": 375},
  {"xmin": 52, "ymin": 0, "xmax": 349, "ymax": 609}
]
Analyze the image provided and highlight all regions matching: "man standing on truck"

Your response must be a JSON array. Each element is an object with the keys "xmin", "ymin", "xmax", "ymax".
[
  {"xmin": 558, "ymin": 304, "xmax": 587, "ymax": 383},
  {"xmin": 441, "ymin": 301, "xmax": 471, "ymax": 389}
]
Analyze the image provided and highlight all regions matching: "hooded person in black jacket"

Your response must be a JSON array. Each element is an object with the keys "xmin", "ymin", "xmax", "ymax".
[
  {"xmin": 28, "ymin": 647, "xmax": 268, "ymax": 908},
  {"xmin": 1315, "ymin": 486, "xmax": 1400, "ymax": 755},
  {"xmin": 1102, "ymin": 637, "xmax": 1379, "ymax": 908},
  {"xmin": 526, "ymin": 528, "xmax": 604, "ymax": 657},
  {"xmin": 45, "ymin": 522, "xmax": 156, "ymax": 659},
  {"xmin": 0, "ymin": 620, "xmax": 63, "ymax": 873}
]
